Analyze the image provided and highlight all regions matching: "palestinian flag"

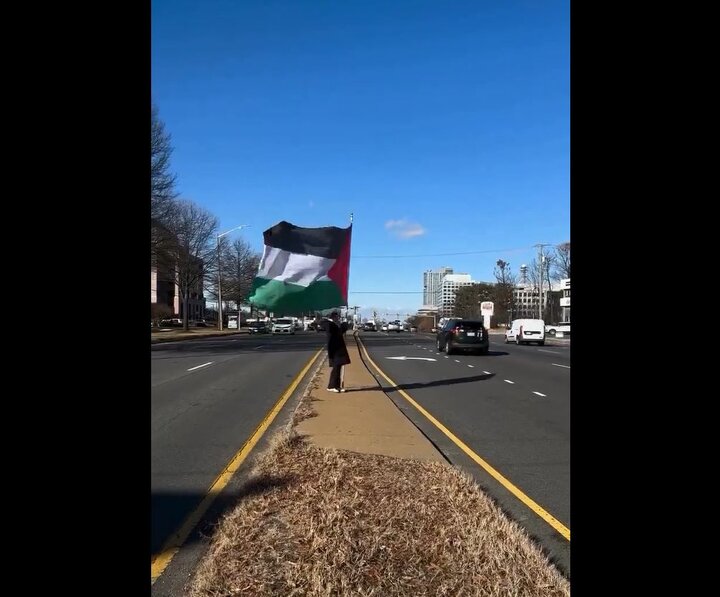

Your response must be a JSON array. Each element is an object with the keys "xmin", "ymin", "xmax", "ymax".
[{"xmin": 248, "ymin": 221, "xmax": 352, "ymax": 314}]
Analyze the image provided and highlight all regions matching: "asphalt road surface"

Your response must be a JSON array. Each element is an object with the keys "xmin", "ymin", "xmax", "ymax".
[
  {"xmin": 151, "ymin": 331, "xmax": 325, "ymax": 556},
  {"xmin": 357, "ymin": 330, "xmax": 571, "ymax": 576},
  {"xmin": 151, "ymin": 328, "xmax": 571, "ymax": 583}
]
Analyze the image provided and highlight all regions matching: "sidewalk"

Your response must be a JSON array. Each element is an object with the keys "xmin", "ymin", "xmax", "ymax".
[
  {"xmin": 295, "ymin": 334, "xmax": 446, "ymax": 462},
  {"xmin": 150, "ymin": 328, "xmax": 248, "ymax": 343}
]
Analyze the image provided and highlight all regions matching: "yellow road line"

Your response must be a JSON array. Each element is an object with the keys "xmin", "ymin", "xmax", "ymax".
[
  {"xmin": 150, "ymin": 348, "xmax": 323, "ymax": 584},
  {"xmin": 356, "ymin": 336, "xmax": 570, "ymax": 542}
]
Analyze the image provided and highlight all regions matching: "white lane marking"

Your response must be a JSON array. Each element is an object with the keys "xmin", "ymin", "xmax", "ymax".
[
  {"xmin": 455, "ymin": 359, "xmax": 461, "ymax": 363},
  {"xmin": 468, "ymin": 365, "xmax": 475, "ymax": 368},
  {"xmin": 504, "ymin": 379, "xmax": 515, "ymax": 384},
  {"xmin": 187, "ymin": 362, "xmax": 213, "ymax": 371},
  {"xmin": 538, "ymin": 349, "xmax": 559, "ymax": 354},
  {"xmin": 533, "ymin": 391, "xmax": 547, "ymax": 397},
  {"xmin": 552, "ymin": 363, "xmax": 571, "ymax": 369},
  {"xmin": 483, "ymin": 370, "xmax": 491, "ymax": 375},
  {"xmin": 436, "ymin": 352, "xmax": 441, "ymax": 355},
  {"xmin": 255, "ymin": 345, "xmax": 267, "ymax": 350}
]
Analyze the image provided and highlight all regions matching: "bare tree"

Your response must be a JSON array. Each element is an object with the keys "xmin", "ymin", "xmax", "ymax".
[
  {"xmin": 151, "ymin": 104, "xmax": 180, "ymax": 262},
  {"xmin": 165, "ymin": 199, "xmax": 219, "ymax": 331},
  {"xmin": 528, "ymin": 251, "xmax": 556, "ymax": 321},
  {"xmin": 211, "ymin": 237, "xmax": 261, "ymax": 315},
  {"xmin": 151, "ymin": 104, "xmax": 178, "ymax": 222},
  {"xmin": 492, "ymin": 260, "xmax": 517, "ymax": 324},
  {"xmin": 552, "ymin": 242, "xmax": 571, "ymax": 280}
]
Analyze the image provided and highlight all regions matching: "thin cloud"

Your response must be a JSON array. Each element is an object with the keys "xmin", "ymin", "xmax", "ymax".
[
  {"xmin": 384, "ymin": 219, "xmax": 426, "ymax": 239},
  {"xmin": 308, "ymin": 200, "xmax": 315, "ymax": 208}
]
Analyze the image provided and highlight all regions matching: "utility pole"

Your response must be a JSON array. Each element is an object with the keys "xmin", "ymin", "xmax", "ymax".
[{"xmin": 534, "ymin": 243, "xmax": 551, "ymax": 320}]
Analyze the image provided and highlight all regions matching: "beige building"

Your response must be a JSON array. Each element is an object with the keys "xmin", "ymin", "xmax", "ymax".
[{"xmin": 151, "ymin": 245, "xmax": 206, "ymax": 321}]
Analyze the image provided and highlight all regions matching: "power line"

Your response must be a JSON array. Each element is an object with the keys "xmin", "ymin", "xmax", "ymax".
[{"xmin": 351, "ymin": 245, "xmax": 558, "ymax": 259}]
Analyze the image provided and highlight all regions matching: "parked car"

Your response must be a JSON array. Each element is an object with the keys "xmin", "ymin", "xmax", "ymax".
[
  {"xmin": 271, "ymin": 318, "xmax": 295, "ymax": 334},
  {"xmin": 545, "ymin": 322, "xmax": 570, "ymax": 336},
  {"xmin": 436, "ymin": 318, "xmax": 489, "ymax": 355},
  {"xmin": 248, "ymin": 321, "xmax": 269, "ymax": 334},
  {"xmin": 363, "ymin": 322, "xmax": 377, "ymax": 331},
  {"xmin": 505, "ymin": 319, "xmax": 545, "ymax": 345},
  {"xmin": 159, "ymin": 318, "xmax": 183, "ymax": 328}
]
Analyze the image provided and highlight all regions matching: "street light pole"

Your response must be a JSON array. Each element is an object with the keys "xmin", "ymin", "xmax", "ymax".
[
  {"xmin": 217, "ymin": 224, "xmax": 251, "ymax": 331},
  {"xmin": 534, "ymin": 243, "xmax": 550, "ymax": 320}
]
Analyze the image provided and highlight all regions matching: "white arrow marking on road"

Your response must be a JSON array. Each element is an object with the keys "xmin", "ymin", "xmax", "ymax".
[
  {"xmin": 187, "ymin": 362, "xmax": 213, "ymax": 371},
  {"xmin": 533, "ymin": 391, "xmax": 547, "ymax": 397},
  {"xmin": 385, "ymin": 356, "xmax": 437, "ymax": 362}
]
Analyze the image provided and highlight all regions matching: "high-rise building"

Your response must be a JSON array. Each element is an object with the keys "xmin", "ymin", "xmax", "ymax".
[{"xmin": 422, "ymin": 267, "xmax": 453, "ymax": 306}]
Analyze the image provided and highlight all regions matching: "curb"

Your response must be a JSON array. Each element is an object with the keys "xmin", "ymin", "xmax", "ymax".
[{"xmin": 151, "ymin": 330, "xmax": 248, "ymax": 344}]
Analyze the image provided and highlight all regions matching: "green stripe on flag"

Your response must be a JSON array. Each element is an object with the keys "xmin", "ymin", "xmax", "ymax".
[{"xmin": 248, "ymin": 278, "xmax": 345, "ymax": 314}]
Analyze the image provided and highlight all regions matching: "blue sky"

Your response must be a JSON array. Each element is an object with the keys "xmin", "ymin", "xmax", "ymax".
[{"xmin": 152, "ymin": 0, "xmax": 569, "ymax": 319}]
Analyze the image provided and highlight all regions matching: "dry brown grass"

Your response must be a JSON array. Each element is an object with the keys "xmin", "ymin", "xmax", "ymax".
[
  {"xmin": 290, "ymin": 361, "xmax": 325, "ymax": 426},
  {"xmin": 186, "ymin": 431, "xmax": 569, "ymax": 597}
]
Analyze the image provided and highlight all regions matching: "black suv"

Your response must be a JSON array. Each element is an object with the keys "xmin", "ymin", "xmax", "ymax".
[
  {"xmin": 436, "ymin": 318, "xmax": 489, "ymax": 355},
  {"xmin": 248, "ymin": 321, "xmax": 269, "ymax": 334}
]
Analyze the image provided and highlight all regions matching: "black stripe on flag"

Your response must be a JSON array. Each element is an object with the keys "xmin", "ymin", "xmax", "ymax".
[{"xmin": 263, "ymin": 221, "xmax": 350, "ymax": 259}]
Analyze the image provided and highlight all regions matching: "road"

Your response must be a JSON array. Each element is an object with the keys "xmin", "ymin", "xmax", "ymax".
[
  {"xmin": 151, "ymin": 331, "xmax": 325, "ymax": 556},
  {"xmin": 151, "ymin": 328, "xmax": 571, "ymax": 581},
  {"xmin": 357, "ymin": 330, "xmax": 571, "ymax": 575}
]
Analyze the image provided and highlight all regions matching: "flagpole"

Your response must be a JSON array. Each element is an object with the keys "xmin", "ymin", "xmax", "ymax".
[{"xmin": 346, "ymin": 212, "xmax": 353, "ymax": 322}]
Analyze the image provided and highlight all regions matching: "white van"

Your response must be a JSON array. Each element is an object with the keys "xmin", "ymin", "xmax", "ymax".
[{"xmin": 505, "ymin": 319, "xmax": 545, "ymax": 346}]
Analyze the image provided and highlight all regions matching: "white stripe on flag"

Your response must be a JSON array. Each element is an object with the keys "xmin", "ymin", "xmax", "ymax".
[{"xmin": 257, "ymin": 246, "xmax": 334, "ymax": 288}]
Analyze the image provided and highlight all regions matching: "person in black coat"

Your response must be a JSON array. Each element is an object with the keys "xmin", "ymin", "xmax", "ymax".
[{"xmin": 326, "ymin": 311, "xmax": 350, "ymax": 392}]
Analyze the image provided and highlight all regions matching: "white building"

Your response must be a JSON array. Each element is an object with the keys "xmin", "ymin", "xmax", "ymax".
[
  {"xmin": 438, "ymin": 273, "xmax": 474, "ymax": 316},
  {"xmin": 560, "ymin": 278, "xmax": 571, "ymax": 322},
  {"xmin": 512, "ymin": 280, "xmax": 565, "ymax": 320}
]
